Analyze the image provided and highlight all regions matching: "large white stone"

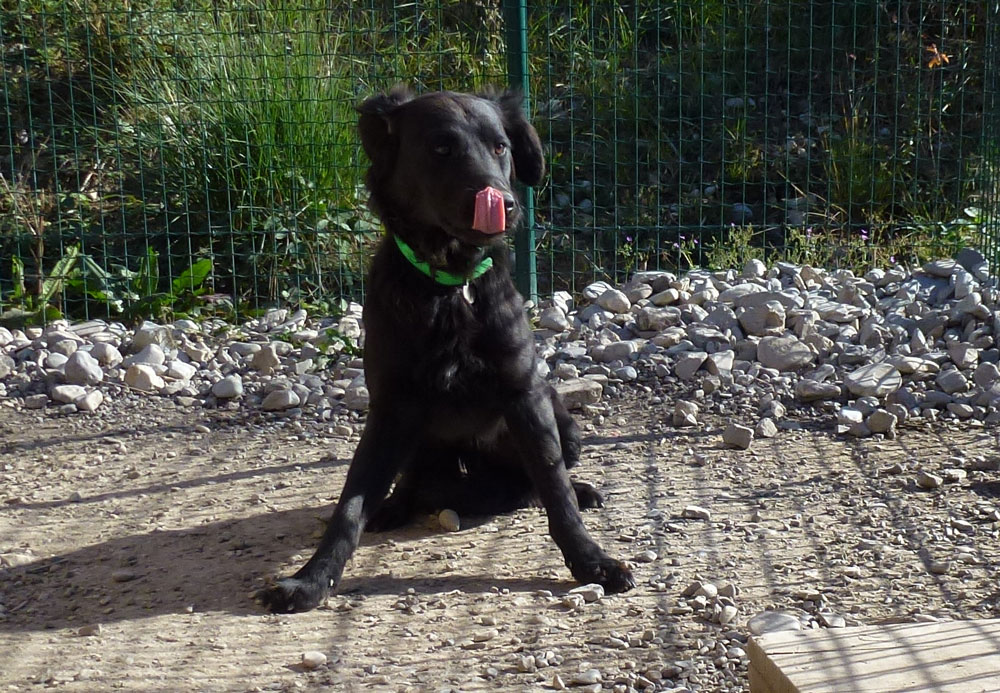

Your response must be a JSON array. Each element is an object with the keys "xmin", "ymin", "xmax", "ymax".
[
  {"xmin": 844, "ymin": 362, "xmax": 902, "ymax": 397},
  {"xmin": 757, "ymin": 336, "xmax": 815, "ymax": 371},
  {"xmin": 64, "ymin": 350, "xmax": 103, "ymax": 385}
]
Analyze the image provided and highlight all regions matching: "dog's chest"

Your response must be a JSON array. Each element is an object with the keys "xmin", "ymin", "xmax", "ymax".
[{"xmin": 401, "ymin": 292, "xmax": 528, "ymax": 394}]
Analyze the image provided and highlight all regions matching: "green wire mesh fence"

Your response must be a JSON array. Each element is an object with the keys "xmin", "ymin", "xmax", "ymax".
[
  {"xmin": 1, "ymin": 1, "xmax": 998, "ymax": 324},
  {"xmin": 528, "ymin": 1, "xmax": 1000, "ymax": 296}
]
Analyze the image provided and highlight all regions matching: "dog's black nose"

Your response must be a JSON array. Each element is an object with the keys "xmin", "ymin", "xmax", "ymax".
[{"xmin": 503, "ymin": 193, "xmax": 516, "ymax": 215}]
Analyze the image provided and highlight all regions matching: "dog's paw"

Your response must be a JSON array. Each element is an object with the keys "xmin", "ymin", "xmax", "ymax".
[
  {"xmin": 569, "ymin": 556, "xmax": 636, "ymax": 594},
  {"xmin": 258, "ymin": 576, "xmax": 329, "ymax": 613},
  {"xmin": 572, "ymin": 481, "xmax": 604, "ymax": 510},
  {"xmin": 365, "ymin": 498, "xmax": 412, "ymax": 533}
]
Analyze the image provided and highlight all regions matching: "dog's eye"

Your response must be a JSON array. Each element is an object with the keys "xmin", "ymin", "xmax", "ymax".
[
  {"xmin": 433, "ymin": 144, "xmax": 451, "ymax": 156},
  {"xmin": 494, "ymin": 142, "xmax": 508, "ymax": 156}
]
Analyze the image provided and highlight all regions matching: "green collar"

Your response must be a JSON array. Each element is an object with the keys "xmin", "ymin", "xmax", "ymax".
[{"xmin": 393, "ymin": 235, "xmax": 493, "ymax": 286}]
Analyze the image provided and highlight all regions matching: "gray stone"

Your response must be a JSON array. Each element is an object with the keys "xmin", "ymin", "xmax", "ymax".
[
  {"xmin": 973, "ymin": 362, "xmax": 1000, "ymax": 388},
  {"xmin": 953, "ymin": 292, "xmax": 986, "ymax": 318},
  {"xmin": 742, "ymin": 258, "xmax": 767, "ymax": 278},
  {"xmin": 344, "ymin": 384, "xmax": 369, "ymax": 411},
  {"xmin": 706, "ymin": 349, "xmax": 735, "ymax": 375},
  {"xmin": 635, "ymin": 305, "xmax": 681, "ymax": 332},
  {"xmin": 63, "ymin": 350, "xmax": 104, "ymax": 386},
  {"xmin": 955, "ymin": 247, "xmax": 986, "ymax": 271},
  {"xmin": 582, "ymin": 280, "xmax": 615, "ymax": 301},
  {"xmin": 601, "ymin": 340, "xmax": 643, "ymax": 363},
  {"xmin": 51, "ymin": 384, "xmax": 86, "ymax": 403},
  {"xmin": 229, "ymin": 341, "xmax": 261, "ymax": 357},
  {"xmin": 596, "ymin": 288, "xmax": 631, "ymax": 314},
  {"xmin": 538, "ymin": 306, "xmax": 571, "ymax": 332},
  {"xmin": 837, "ymin": 407, "xmax": 864, "ymax": 425},
  {"xmin": 650, "ymin": 288, "xmax": 682, "ymax": 306},
  {"xmin": 0, "ymin": 352, "xmax": 15, "ymax": 379},
  {"xmin": 948, "ymin": 342, "xmax": 979, "ymax": 369},
  {"xmin": 24, "ymin": 393, "xmax": 49, "ymax": 409},
  {"xmin": 625, "ymin": 282, "xmax": 653, "ymax": 303},
  {"xmin": 757, "ymin": 335, "xmax": 815, "ymax": 371},
  {"xmin": 300, "ymin": 651, "xmax": 327, "ymax": 670},
  {"xmin": 795, "ymin": 379, "xmax": 841, "ymax": 402},
  {"xmin": 125, "ymin": 364, "xmax": 165, "ymax": 392},
  {"xmin": 936, "ymin": 369, "xmax": 969, "ymax": 394},
  {"xmin": 570, "ymin": 669, "xmax": 602, "ymax": 686},
  {"xmin": 90, "ymin": 342, "xmax": 123, "ymax": 367},
  {"xmin": 261, "ymin": 389, "xmax": 300, "ymax": 411},
  {"xmin": 682, "ymin": 505, "xmax": 712, "ymax": 521},
  {"xmin": 844, "ymin": 362, "xmax": 902, "ymax": 397},
  {"xmin": 49, "ymin": 339, "xmax": 78, "ymax": 357},
  {"xmin": 131, "ymin": 323, "xmax": 170, "ymax": 350},
  {"xmin": 568, "ymin": 584, "xmax": 605, "ymax": 603},
  {"xmin": 674, "ymin": 351, "xmax": 708, "ymax": 380},
  {"xmin": 438, "ymin": 509, "xmax": 461, "ymax": 532},
  {"xmin": 686, "ymin": 324, "xmax": 729, "ymax": 349},
  {"xmin": 166, "ymin": 359, "xmax": 197, "ymax": 381},
  {"xmin": 719, "ymin": 283, "xmax": 767, "ymax": 304},
  {"xmin": 673, "ymin": 401, "xmax": 699, "ymax": 427},
  {"xmin": 738, "ymin": 301, "xmax": 786, "ymax": 337},
  {"xmin": 251, "ymin": 344, "xmax": 281, "ymax": 373},
  {"xmin": 722, "ymin": 423, "xmax": 754, "ymax": 449},
  {"xmin": 923, "ymin": 259, "xmax": 958, "ymax": 277},
  {"xmin": 75, "ymin": 389, "xmax": 104, "ymax": 413},
  {"xmin": 44, "ymin": 352, "xmax": 68, "ymax": 369},
  {"xmin": 755, "ymin": 418, "xmax": 778, "ymax": 438},
  {"xmin": 125, "ymin": 344, "xmax": 166, "ymax": 367},
  {"xmin": 212, "ymin": 375, "xmax": 243, "ymax": 399},
  {"xmin": 818, "ymin": 612, "xmax": 847, "ymax": 629},
  {"xmin": 554, "ymin": 378, "xmax": 603, "ymax": 409},
  {"xmin": 613, "ymin": 365, "xmax": 637, "ymax": 381},
  {"xmin": 866, "ymin": 409, "xmax": 897, "ymax": 434},
  {"xmin": 916, "ymin": 471, "xmax": 944, "ymax": 489},
  {"xmin": 946, "ymin": 402, "xmax": 975, "ymax": 419},
  {"xmin": 953, "ymin": 270, "xmax": 976, "ymax": 299}
]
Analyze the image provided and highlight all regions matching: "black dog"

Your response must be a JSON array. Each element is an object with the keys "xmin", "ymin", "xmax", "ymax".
[{"xmin": 260, "ymin": 87, "xmax": 634, "ymax": 613}]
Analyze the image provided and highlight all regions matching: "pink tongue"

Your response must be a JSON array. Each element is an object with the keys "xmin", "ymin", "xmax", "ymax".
[{"xmin": 472, "ymin": 187, "xmax": 506, "ymax": 234}]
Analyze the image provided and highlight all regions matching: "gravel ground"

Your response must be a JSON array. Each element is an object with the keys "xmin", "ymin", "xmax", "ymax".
[
  {"xmin": 2, "ymin": 250, "xmax": 1000, "ymax": 691},
  {"xmin": 1, "ymin": 387, "xmax": 998, "ymax": 692}
]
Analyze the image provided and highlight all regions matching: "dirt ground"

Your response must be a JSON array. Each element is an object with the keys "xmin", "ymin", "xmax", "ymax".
[{"xmin": 1, "ymin": 393, "xmax": 999, "ymax": 692}]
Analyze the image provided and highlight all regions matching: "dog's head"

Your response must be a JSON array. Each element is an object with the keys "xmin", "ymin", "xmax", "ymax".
[{"xmin": 357, "ymin": 86, "xmax": 545, "ymax": 246}]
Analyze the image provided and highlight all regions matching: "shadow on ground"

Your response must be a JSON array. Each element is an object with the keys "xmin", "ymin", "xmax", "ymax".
[{"xmin": 0, "ymin": 504, "xmax": 572, "ymax": 633}]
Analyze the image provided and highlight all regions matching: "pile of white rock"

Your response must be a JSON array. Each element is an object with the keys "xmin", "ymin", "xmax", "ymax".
[
  {"xmin": 1, "ymin": 248, "xmax": 998, "ymax": 442},
  {"xmin": 0, "ymin": 304, "xmax": 370, "ymax": 420},
  {"xmin": 541, "ymin": 247, "xmax": 999, "ymax": 438}
]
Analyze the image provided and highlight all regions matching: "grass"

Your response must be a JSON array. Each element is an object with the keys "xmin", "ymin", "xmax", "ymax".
[{"xmin": 116, "ymin": 3, "xmax": 369, "ymax": 303}]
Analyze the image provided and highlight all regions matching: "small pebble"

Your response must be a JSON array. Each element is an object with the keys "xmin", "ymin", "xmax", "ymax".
[
  {"xmin": 300, "ymin": 651, "xmax": 327, "ymax": 670},
  {"xmin": 438, "ymin": 509, "xmax": 460, "ymax": 532}
]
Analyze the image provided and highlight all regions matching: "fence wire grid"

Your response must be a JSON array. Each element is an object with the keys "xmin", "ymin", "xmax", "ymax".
[{"xmin": 1, "ymin": 0, "xmax": 999, "ymax": 324}]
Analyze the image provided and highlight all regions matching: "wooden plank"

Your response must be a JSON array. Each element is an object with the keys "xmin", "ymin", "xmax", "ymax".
[{"xmin": 748, "ymin": 618, "xmax": 1000, "ymax": 693}]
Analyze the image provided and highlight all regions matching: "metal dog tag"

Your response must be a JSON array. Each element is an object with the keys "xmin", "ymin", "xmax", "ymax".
[{"xmin": 461, "ymin": 283, "xmax": 475, "ymax": 304}]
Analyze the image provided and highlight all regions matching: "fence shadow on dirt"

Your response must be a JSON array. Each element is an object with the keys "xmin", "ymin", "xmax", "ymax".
[{"xmin": 0, "ymin": 503, "xmax": 583, "ymax": 634}]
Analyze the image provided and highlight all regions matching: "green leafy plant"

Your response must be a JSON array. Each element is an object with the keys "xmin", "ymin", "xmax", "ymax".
[
  {"xmin": 704, "ymin": 225, "xmax": 766, "ymax": 272},
  {"xmin": 123, "ymin": 256, "xmax": 215, "ymax": 322}
]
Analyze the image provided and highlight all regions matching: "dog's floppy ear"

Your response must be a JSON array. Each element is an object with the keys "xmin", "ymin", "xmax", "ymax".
[
  {"xmin": 498, "ymin": 90, "xmax": 545, "ymax": 187},
  {"xmin": 356, "ymin": 84, "xmax": 413, "ymax": 163}
]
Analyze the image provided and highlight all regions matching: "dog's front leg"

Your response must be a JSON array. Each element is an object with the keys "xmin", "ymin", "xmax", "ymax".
[
  {"xmin": 506, "ymin": 386, "xmax": 635, "ymax": 594},
  {"xmin": 260, "ymin": 410, "xmax": 416, "ymax": 612}
]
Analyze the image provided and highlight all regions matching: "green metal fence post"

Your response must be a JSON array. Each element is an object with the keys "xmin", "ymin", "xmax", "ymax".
[{"xmin": 502, "ymin": 0, "xmax": 537, "ymax": 302}]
